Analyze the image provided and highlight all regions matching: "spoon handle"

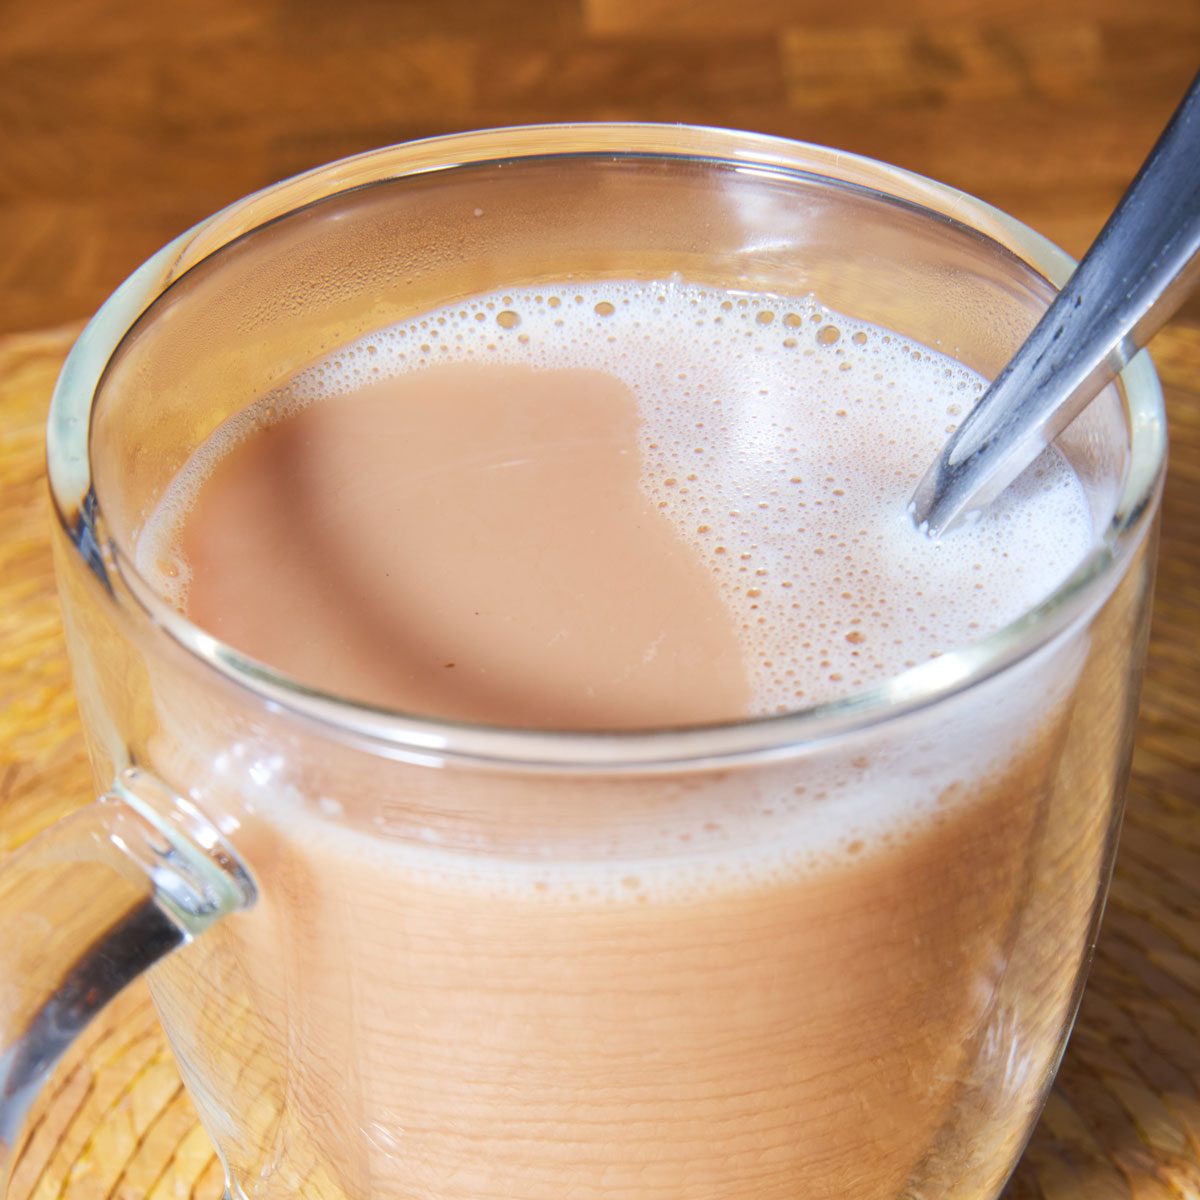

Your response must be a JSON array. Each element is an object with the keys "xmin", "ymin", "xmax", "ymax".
[{"xmin": 911, "ymin": 70, "xmax": 1200, "ymax": 537}]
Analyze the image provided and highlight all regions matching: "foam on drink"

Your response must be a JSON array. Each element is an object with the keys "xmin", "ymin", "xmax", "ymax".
[{"xmin": 141, "ymin": 280, "xmax": 1089, "ymax": 717}]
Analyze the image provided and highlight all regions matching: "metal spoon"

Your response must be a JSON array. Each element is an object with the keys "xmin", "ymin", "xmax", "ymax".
[{"xmin": 910, "ymin": 70, "xmax": 1200, "ymax": 537}]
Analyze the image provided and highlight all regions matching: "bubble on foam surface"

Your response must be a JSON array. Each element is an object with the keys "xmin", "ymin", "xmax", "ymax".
[{"xmin": 140, "ymin": 279, "xmax": 1093, "ymax": 718}]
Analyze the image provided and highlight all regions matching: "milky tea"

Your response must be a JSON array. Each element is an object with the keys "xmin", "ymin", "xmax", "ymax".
[{"xmin": 135, "ymin": 279, "xmax": 1131, "ymax": 1200}]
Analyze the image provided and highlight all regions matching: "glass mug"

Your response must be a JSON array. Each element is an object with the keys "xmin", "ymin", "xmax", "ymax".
[{"xmin": 0, "ymin": 126, "xmax": 1165, "ymax": 1200}]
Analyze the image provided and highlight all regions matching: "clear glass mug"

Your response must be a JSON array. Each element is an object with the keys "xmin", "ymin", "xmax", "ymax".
[{"xmin": 0, "ymin": 126, "xmax": 1165, "ymax": 1200}]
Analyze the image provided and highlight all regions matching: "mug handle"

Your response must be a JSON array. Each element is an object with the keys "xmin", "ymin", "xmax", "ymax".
[{"xmin": 0, "ymin": 766, "xmax": 254, "ymax": 1192}]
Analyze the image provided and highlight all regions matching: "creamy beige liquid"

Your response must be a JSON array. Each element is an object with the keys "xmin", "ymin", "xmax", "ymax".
[
  {"xmin": 139, "ymin": 283, "xmax": 1114, "ymax": 1200},
  {"xmin": 173, "ymin": 361, "xmax": 750, "ymax": 728}
]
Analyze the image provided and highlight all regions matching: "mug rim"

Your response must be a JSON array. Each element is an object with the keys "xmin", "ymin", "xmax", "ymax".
[{"xmin": 46, "ymin": 122, "xmax": 1167, "ymax": 771}]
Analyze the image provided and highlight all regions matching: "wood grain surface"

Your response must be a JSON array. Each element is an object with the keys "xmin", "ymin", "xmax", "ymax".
[
  {"xmin": 2, "ymin": 0, "xmax": 1200, "ymax": 336},
  {"xmin": 1, "ymin": 2, "xmax": 1198, "ymax": 1198}
]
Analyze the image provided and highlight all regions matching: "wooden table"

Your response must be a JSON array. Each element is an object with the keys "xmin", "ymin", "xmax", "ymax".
[{"xmin": 1, "ymin": 2, "xmax": 1198, "ymax": 1197}]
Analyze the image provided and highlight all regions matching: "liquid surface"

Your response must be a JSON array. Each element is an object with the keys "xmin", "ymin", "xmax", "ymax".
[{"xmin": 142, "ymin": 281, "xmax": 1091, "ymax": 728}]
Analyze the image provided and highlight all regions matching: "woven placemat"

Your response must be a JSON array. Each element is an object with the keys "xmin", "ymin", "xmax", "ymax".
[{"xmin": 2, "ymin": 326, "xmax": 1197, "ymax": 1200}]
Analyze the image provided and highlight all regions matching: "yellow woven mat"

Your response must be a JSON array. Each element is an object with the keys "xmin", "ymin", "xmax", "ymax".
[{"xmin": 2, "ymin": 326, "xmax": 1198, "ymax": 1200}]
